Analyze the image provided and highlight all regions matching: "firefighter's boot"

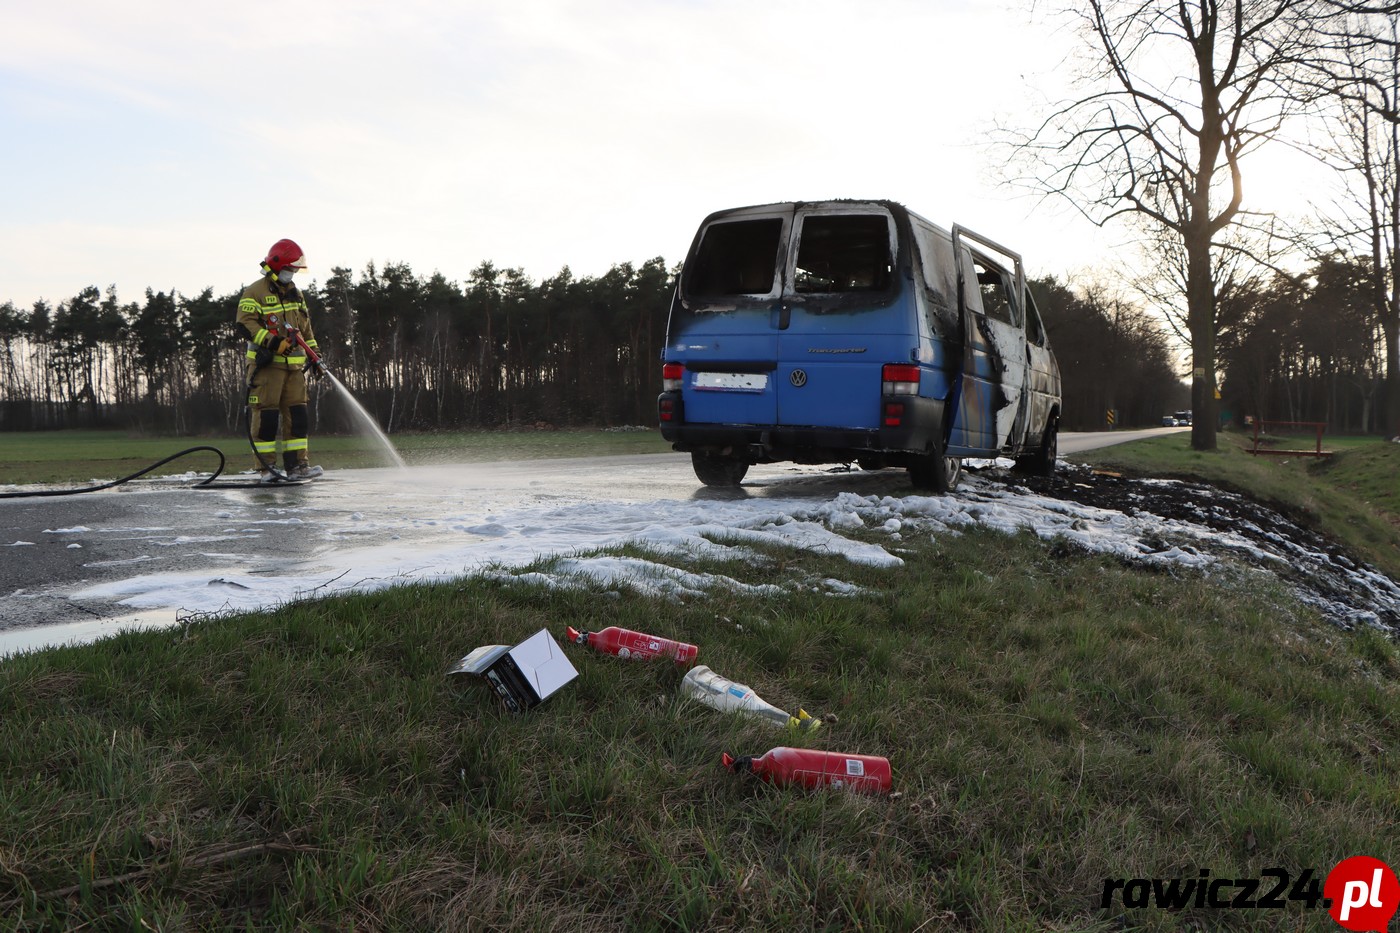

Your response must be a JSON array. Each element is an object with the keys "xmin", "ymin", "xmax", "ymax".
[{"xmin": 285, "ymin": 452, "xmax": 323, "ymax": 480}]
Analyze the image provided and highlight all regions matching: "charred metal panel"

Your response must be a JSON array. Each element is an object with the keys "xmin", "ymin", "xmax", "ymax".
[
  {"xmin": 1023, "ymin": 289, "xmax": 1061, "ymax": 441},
  {"xmin": 909, "ymin": 219, "xmax": 961, "ymax": 340},
  {"xmin": 949, "ymin": 243, "xmax": 1028, "ymax": 452}
]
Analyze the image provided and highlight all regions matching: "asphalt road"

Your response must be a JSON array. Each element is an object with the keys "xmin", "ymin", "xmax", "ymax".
[{"xmin": 0, "ymin": 427, "xmax": 1183, "ymax": 652}]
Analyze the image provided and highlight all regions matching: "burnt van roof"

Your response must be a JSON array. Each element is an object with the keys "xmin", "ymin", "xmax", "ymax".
[
  {"xmin": 697, "ymin": 200, "xmax": 963, "ymax": 239},
  {"xmin": 703, "ymin": 198, "xmax": 903, "ymax": 216}
]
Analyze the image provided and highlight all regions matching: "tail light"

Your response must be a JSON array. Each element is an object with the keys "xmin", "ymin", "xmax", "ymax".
[
  {"xmin": 663, "ymin": 362, "xmax": 684, "ymax": 391},
  {"xmin": 882, "ymin": 363, "xmax": 920, "ymax": 395}
]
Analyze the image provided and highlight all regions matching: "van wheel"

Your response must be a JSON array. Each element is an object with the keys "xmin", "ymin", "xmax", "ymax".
[
  {"xmin": 692, "ymin": 452, "xmax": 749, "ymax": 487},
  {"xmin": 1014, "ymin": 418, "xmax": 1058, "ymax": 477},
  {"xmin": 908, "ymin": 443, "xmax": 961, "ymax": 492}
]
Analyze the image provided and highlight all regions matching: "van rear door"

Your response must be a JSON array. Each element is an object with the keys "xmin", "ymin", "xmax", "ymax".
[
  {"xmin": 671, "ymin": 206, "xmax": 793, "ymax": 427},
  {"xmin": 774, "ymin": 205, "xmax": 910, "ymax": 430}
]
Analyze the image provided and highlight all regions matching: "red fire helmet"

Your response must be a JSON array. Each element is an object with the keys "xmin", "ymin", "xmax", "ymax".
[{"xmin": 263, "ymin": 239, "xmax": 308, "ymax": 273}]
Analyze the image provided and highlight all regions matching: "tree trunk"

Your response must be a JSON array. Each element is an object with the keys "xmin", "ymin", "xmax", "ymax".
[
  {"xmin": 1385, "ymin": 307, "xmax": 1400, "ymax": 437},
  {"xmin": 1186, "ymin": 232, "xmax": 1219, "ymax": 450}
]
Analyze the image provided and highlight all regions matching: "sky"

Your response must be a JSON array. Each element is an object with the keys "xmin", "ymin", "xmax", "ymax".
[
  {"xmin": 0, "ymin": 0, "xmax": 1131, "ymax": 311},
  {"xmin": 4, "ymin": 459, "xmax": 1395, "ymax": 656}
]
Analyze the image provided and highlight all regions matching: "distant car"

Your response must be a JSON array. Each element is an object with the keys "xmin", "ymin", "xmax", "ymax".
[
  {"xmin": 1162, "ymin": 415, "xmax": 1178, "ymax": 426},
  {"xmin": 1174, "ymin": 410, "xmax": 1192, "ymax": 425}
]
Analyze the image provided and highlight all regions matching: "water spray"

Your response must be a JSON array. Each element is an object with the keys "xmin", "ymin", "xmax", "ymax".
[{"xmin": 277, "ymin": 318, "xmax": 406, "ymax": 471}]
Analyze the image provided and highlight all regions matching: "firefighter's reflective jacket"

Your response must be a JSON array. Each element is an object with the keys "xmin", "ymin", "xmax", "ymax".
[{"xmin": 236, "ymin": 276, "xmax": 318, "ymax": 368}]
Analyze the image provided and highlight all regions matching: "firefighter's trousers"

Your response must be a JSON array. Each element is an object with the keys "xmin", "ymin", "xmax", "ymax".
[{"xmin": 247, "ymin": 363, "xmax": 310, "ymax": 471}]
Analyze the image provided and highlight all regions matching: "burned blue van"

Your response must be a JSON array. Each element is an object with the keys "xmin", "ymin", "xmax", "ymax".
[{"xmin": 657, "ymin": 200, "xmax": 1060, "ymax": 490}]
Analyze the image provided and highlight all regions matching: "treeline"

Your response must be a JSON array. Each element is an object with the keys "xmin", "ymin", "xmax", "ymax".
[
  {"xmin": 1028, "ymin": 251, "xmax": 1392, "ymax": 433},
  {"xmin": 0, "ymin": 258, "xmax": 673, "ymax": 435},
  {"xmin": 318, "ymin": 259, "xmax": 672, "ymax": 431},
  {"xmin": 1031, "ymin": 276, "xmax": 1187, "ymax": 431},
  {"xmin": 0, "ymin": 253, "xmax": 1387, "ymax": 435},
  {"xmin": 1217, "ymin": 254, "xmax": 1388, "ymax": 433}
]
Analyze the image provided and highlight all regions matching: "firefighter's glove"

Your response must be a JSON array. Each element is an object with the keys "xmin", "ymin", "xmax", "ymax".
[
  {"xmin": 270, "ymin": 335, "xmax": 296, "ymax": 356},
  {"xmin": 306, "ymin": 357, "xmax": 327, "ymax": 381}
]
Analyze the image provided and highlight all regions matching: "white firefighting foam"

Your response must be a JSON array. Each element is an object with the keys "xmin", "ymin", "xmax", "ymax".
[{"xmin": 4, "ymin": 459, "xmax": 1397, "ymax": 655}]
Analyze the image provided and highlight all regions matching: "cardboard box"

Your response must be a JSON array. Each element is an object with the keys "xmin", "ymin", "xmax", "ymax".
[{"xmin": 448, "ymin": 629, "xmax": 578, "ymax": 712}]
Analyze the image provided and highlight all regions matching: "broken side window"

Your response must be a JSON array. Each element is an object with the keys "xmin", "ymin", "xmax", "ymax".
[
  {"xmin": 973, "ymin": 259, "xmax": 1016, "ymax": 325},
  {"xmin": 793, "ymin": 215, "xmax": 892, "ymax": 294},
  {"xmin": 685, "ymin": 219, "xmax": 783, "ymax": 297},
  {"xmin": 1025, "ymin": 289, "xmax": 1047, "ymax": 346}
]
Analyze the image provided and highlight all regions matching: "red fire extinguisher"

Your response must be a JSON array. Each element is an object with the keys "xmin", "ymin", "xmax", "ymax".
[
  {"xmin": 721, "ymin": 747, "xmax": 892, "ymax": 794},
  {"xmin": 564, "ymin": 625, "xmax": 698, "ymax": 665}
]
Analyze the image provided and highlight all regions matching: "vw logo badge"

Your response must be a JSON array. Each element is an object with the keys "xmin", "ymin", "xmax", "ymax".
[{"xmin": 789, "ymin": 369, "xmax": 808, "ymax": 387}]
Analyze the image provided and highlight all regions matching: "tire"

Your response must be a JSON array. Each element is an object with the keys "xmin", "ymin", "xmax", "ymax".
[
  {"xmin": 692, "ymin": 451, "xmax": 749, "ymax": 487},
  {"xmin": 908, "ymin": 441, "xmax": 961, "ymax": 492},
  {"xmin": 1014, "ymin": 417, "xmax": 1058, "ymax": 476}
]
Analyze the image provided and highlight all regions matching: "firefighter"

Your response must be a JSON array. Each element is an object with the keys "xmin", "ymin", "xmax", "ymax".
[{"xmin": 236, "ymin": 238, "xmax": 325, "ymax": 481}]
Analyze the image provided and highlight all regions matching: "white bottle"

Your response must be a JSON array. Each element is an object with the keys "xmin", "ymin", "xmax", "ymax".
[{"xmin": 680, "ymin": 665, "xmax": 820, "ymax": 730}]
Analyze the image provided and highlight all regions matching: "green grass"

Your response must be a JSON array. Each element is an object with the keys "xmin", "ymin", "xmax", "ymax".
[
  {"xmin": 2, "ymin": 532, "xmax": 1395, "ymax": 930},
  {"xmin": 0, "ymin": 428, "xmax": 673, "ymax": 485},
  {"xmin": 1, "ymin": 431, "xmax": 1398, "ymax": 929}
]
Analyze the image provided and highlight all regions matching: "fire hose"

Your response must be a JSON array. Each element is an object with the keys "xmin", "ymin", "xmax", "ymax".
[{"xmin": 0, "ymin": 447, "xmax": 230, "ymax": 499}]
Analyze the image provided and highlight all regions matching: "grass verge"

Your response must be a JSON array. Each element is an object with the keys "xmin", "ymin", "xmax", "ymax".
[
  {"xmin": 0, "ymin": 428, "xmax": 673, "ymax": 486},
  {"xmin": 1, "ymin": 530, "xmax": 1397, "ymax": 929}
]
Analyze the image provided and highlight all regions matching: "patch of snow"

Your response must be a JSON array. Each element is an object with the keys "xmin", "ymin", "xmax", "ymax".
[
  {"xmin": 494, "ymin": 556, "xmax": 782, "ymax": 601},
  {"xmin": 820, "ymin": 578, "xmax": 864, "ymax": 596},
  {"xmin": 47, "ymin": 465, "xmax": 1398, "ymax": 642}
]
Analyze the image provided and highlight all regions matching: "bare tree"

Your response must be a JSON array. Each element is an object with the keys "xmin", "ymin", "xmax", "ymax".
[
  {"xmin": 1124, "ymin": 216, "xmax": 1279, "ymax": 356},
  {"xmin": 1324, "ymin": 2, "xmax": 1400, "ymax": 16},
  {"xmin": 1010, "ymin": 0, "xmax": 1324, "ymax": 449}
]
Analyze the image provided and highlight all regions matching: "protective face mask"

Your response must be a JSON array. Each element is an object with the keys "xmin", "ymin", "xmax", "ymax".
[{"xmin": 277, "ymin": 269, "xmax": 296, "ymax": 284}]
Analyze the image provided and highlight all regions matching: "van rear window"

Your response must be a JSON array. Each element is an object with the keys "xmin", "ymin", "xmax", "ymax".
[
  {"xmin": 686, "ymin": 218, "xmax": 782, "ymax": 296},
  {"xmin": 794, "ymin": 215, "xmax": 891, "ymax": 293}
]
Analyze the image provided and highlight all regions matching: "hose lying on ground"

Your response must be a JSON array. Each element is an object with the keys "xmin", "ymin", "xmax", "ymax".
[{"xmin": 0, "ymin": 446, "xmax": 228, "ymax": 499}]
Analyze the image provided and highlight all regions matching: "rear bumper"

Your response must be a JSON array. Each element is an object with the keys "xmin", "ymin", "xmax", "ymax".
[{"xmin": 658, "ymin": 392, "xmax": 945, "ymax": 464}]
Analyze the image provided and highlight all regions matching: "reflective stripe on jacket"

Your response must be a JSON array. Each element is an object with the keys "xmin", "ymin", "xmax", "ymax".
[{"xmin": 236, "ymin": 275, "xmax": 319, "ymax": 368}]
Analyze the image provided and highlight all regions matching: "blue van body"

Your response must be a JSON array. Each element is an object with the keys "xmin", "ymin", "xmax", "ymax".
[{"xmin": 658, "ymin": 200, "xmax": 1061, "ymax": 490}]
